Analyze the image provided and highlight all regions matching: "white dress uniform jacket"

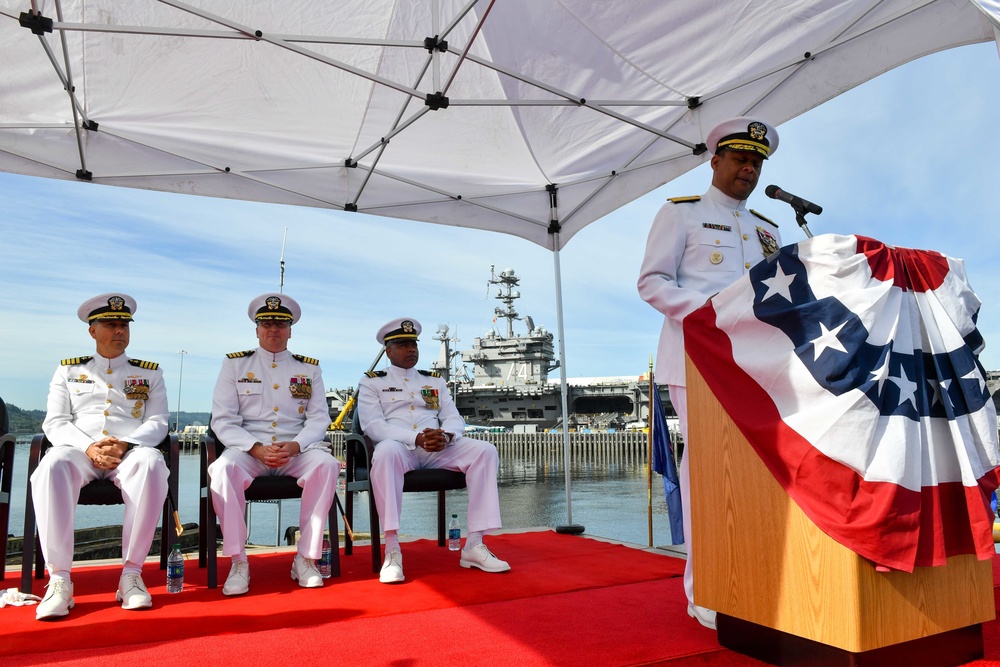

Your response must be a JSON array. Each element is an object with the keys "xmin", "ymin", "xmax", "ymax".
[
  {"xmin": 43, "ymin": 353, "xmax": 169, "ymax": 448},
  {"xmin": 35, "ymin": 352, "xmax": 169, "ymax": 575},
  {"xmin": 357, "ymin": 364, "xmax": 502, "ymax": 534},
  {"xmin": 357, "ymin": 365, "xmax": 465, "ymax": 447},
  {"xmin": 211, "ymin": 348, "xmax": 330, "ymax": 450},
  {"xmin": 637, "ymin": 185, "xmax": 781, "ymax": 386}
]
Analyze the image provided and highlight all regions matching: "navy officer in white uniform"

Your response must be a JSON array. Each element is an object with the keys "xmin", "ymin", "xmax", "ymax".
[
  {"xmin": 637, "ymin": 117, "xmax": 782, "ymax": 630},
  {"xmin": 33, "ymin": 293, "xmax": 169, "ymax": 620},
  {"xmin": 210, "ymin": 293, "xmax": 339, "ymax": 595},
  {"xmin": 357, "ymin": 317, "xmax": 509, "ymax": 583}
]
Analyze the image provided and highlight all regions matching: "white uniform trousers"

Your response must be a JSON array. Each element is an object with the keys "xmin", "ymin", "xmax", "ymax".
[
  {"xmin": 208, "ymin": 448, "xmax": 340, "ymax": 559},
  {"xmin": 668, "ymin": 384, "xmax": 697, "ymax": 607},
  {"xmin": 30, "ymin": 446, "xmax": 169, "ymax": 575},
  {"xmin": 370, "ymin": 436, "xmax": 502, "ymax": 534}
]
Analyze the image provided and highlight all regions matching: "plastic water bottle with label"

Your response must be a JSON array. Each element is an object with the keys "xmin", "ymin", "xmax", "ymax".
[
  {"xmin": 319, "ymin": 536, "xmax": 332, "ymax": 578},
  {"xmin": 448, "ymin": 514, "xmax": 461, "ymax": 551},
  {"xmin": 167, "ymin": 544, "xmax": 184, "ymax": 593}
]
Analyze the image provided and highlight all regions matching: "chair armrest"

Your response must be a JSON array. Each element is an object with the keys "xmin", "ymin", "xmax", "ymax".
[
  {"xmin": 27, "ymin": 434, "xmax": 49, "ymax": 478},
  {"xmin": 344, "ymin": 433, "xmax": 370, "ymax": 482}
]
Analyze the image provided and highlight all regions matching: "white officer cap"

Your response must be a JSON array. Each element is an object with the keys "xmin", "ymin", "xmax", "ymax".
[
  {"xmin": 706, "ymin": 117, "xmax": 778, "ymax": 159},
  {"xmin": 77, "ymin": 293, "xmax": 136, "ymax": 323},
  {"xmin": 248, "ymin": 293, "xmax": 301, "ymax": 324},
  {"xmin": 376, "ymin": 317, "xmax": 421, "ymax": 345}
]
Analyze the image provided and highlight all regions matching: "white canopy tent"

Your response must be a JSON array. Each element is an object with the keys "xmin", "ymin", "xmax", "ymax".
[{"xmin": 3, "ymin": 0, "xmax": 999, "ymax": 530}]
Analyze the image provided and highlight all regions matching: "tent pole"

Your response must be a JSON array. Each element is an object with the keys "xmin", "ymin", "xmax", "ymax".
[{"xmin": 552, "ymin": 241, "xmax": 585, "ymax": 535}]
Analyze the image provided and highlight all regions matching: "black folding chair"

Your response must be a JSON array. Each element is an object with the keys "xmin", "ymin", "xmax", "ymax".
[
  {"xmin": 0, "ymin": 398, "xmax": 15, "ymax": 581},
  {"xmin": 21, "ymin": 433, "xmax": 180, "ymax": 593},
  {"xmin": 344, "ymin": 415, "xmax": 467, "ymax": 572},
  {"xmin": 198, "ymin": 431, "xmax": 341, "ymax": 588}
]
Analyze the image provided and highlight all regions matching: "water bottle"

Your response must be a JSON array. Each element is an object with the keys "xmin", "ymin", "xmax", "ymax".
[
  {"xmin": 319, "ymin": 536, "xmax": 332, "ymax": 578},
  {"xmin": 167, "ymin": 544, "xmax": 184, "ymax": 593},
  {"xmin": 448, "ymin": 514, "xmax": 461, "ymax": 551}
]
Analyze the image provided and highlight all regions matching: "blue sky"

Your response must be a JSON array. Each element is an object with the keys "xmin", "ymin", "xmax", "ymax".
[{"xmin": 2, "ymin": 42, "xmax": 999, "ymax": 414}]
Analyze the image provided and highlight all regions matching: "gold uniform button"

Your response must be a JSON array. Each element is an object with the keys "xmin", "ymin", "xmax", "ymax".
[
  {"xmin": 735, "ymin": 211, "xmax": 741, "ymax": 217},
  {"xmin": 102, "ymin": 430, "xmax": 108, "ymax": 435},
  {"xmin": 106, "ymin": 399, "xmax": 112, "ymax": 404},
  {"xmin": 271, "ymin": 363, "xmax": 277, "ymax": 369},
  {"xmin": 410, "ymin": 406, "xmax": 415, "ymax": 411},
  {"xmin": 271, "ymin": 421, "xmax": 277, "ymax": 427},
  {"xmin": 106, "ymin": 368, "xmax": 113, "ymax": 374},
  {"xmin": 273, "ymin": 407, "xmax": 279, "ymax": 412},
  {"xmin": 103, "ymin": 410, "xmax": 109, "ymax": 416},
  {"xmin": 245, "ymin": 389, "xmax": 251, "ymax": 394},
  {"xmin": 271, "ymin": 436, "xmax": 277, "ymax": 442},
  {"xmin": 107, "ymin": 383, "xmax": 113, "ymax": 389},
  {"xmin": 273, "ymin": 384, "xmax": 279, "ymax": 389},
  {"xmin": 714, "ymin": 239, "xmax": 720, "ymax": 245},
  {"xmin": 745, "ymin": 262, "xmax": 751, "ymax": 269},
  {"xmin": 743, "ymin": 234, "xmax": 749, "ymax": 240}
]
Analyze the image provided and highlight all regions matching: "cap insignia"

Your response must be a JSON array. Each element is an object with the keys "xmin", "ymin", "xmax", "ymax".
[
  {"xmin": 108, "ymin": 295, "xmax": 125, "ymax": 312},
  {"xmin": 265, "ymin": 296, "xmax": 281, "ymax": 311},
  {"xmin": 748, "ymin": 121, "xmax": 767, "ymax": 141}
]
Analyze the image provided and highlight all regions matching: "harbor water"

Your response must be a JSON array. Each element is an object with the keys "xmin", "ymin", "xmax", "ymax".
[{"xmin": 4, "ymin": 436, "xmax": 680, "ymax": 552}]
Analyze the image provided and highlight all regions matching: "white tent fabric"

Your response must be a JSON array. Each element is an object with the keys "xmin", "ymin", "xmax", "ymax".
[{"xmin": 2, "ymin": 0, "xmax": 999, "ymax": 251}]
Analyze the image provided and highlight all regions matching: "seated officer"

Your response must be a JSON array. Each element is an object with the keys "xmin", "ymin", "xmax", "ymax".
[
  {"xmin": 210, "ymin": 293, "xmax": 339, "ymax": 596},
  {"xmin": 33, "ymin": 293, "xmax": 169, "ymax": 620},
  {"xmin": 357, "ymin": 317, "xmax": 510, "ymax": 584}
]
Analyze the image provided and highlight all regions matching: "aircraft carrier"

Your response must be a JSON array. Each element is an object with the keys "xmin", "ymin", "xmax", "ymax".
[{"xmin": 428, "ymin": 267, "xmax": 671, "ymax": 432}]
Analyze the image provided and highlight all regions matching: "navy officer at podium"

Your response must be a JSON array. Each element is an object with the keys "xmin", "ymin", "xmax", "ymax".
[
  {"xmin": 210, "ymin": 293, "xmax": 339, "ymax": 596},
  {"xmin": 32, "ymin": 293, "xmax": 169, "ymax": 620},
  {"xmin": 357, "ymin": 317, "xmax": 509, "ymax": 583},
  {"xmin": 637, "ymin": 117, "xmax": 782, "ymax": 630}
]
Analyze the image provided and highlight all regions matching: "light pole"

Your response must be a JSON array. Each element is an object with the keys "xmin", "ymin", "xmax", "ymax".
[{"xmin": 175, "ymin": 349, "xmax": 187, "ymax": 433}]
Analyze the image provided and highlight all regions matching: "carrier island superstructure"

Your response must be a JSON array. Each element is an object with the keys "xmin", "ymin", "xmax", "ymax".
[{"xmin": 429, "ymin": 267, "xmax": 673, "ymax": 432}]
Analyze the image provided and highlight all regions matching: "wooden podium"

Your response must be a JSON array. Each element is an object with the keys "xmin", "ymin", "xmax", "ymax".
[{"xmin": 686, "ymin": 356, "xmax": 995, "ymax": 666}]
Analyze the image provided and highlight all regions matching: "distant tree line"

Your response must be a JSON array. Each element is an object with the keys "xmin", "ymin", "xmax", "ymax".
[
  {"xmin": 4, "ymin": 404, "xmax": 46, "ymax": 434},
  {"xmin": 2, "ymin": 404, "xmax": 211, "ymax": 435}
]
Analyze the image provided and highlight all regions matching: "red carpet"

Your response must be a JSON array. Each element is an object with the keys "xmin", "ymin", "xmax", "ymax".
[{"xmin": 5, "ymin": 532, "xmax": 1000, "ymax": 666}]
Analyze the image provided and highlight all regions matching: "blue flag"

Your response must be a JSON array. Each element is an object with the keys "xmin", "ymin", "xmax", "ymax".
[{"xmin": 652, "ymin": 386, "xmax": 684, "ymax": 544}]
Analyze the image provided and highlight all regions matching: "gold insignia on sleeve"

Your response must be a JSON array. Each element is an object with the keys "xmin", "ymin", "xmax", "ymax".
[
  {"xmin": 226, "ymin": 349, "xmax": 257, "ymax": 359},
  {"xmin": 128, "ymin": 359, "xmax": 160, "ymax": 370},
  {"xmin": 292, "ymin": 354, "xmax": 320, "ymax": 366}
]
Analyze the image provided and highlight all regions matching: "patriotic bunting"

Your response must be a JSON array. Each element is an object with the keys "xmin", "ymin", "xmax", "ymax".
[{"xmin": 684, "ymin": 234, "xmax": 1000, "ymax": 571}]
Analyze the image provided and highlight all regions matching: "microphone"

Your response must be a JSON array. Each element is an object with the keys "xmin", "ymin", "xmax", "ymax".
[{"xmin": 765, "ymin": 185, "xmax": 823, "ymax": 215}]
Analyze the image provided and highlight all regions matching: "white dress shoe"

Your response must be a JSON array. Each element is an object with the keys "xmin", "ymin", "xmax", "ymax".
[
  {"xmin": 116, "ymin": 573, "xmax": 153, "ymax": 610},
  {"xmin": 379, "ymin": 548, "xmax": 404, "ymax": 584},
  {"xmin": 687, "ymin": 603, "xmax": 717, "ymax": 630},
  {"xmin": 223, "ymin": 560, "xmax": 250, "ymax": 596},
  {"xmin": 36, "ymin": 579, "xmax": 74, "ymax": 620},
  {"xmin": 460, "ymin": 543, "xmax": 511, "ymax": 573},
  {"xmin": 291, "ymin": 555, "xmax": 323, "ymax": 588}
]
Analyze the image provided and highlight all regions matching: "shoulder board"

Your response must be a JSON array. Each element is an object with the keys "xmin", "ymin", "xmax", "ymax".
[
  {"xmin": 668, "ymin": 195, "xmax": 700, "ymax": 204},
  {"xmin": 418, "ymin": 369, "xmax": 441, "ymax": 378},
  {"xmin": 293, "ymin": 354, "xmax": 319, "ymax": 366},
  {"xmin": 226, "ymin": 349, "xmax": 256, "ymax": 359},
  {"xmin": 365, "ymin": 371, "xmax": 387, "ymax": 378},
  {"xmin": 61, "ymin": 356, "xmax": 93, "ymax": 366},
  {"xmin": 128, "ymin": 359, "xmax": 160, "ymax": 370},
  {"xmin": 750, "ymin": 209, "xmax": 778, "ymax": 228}
]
